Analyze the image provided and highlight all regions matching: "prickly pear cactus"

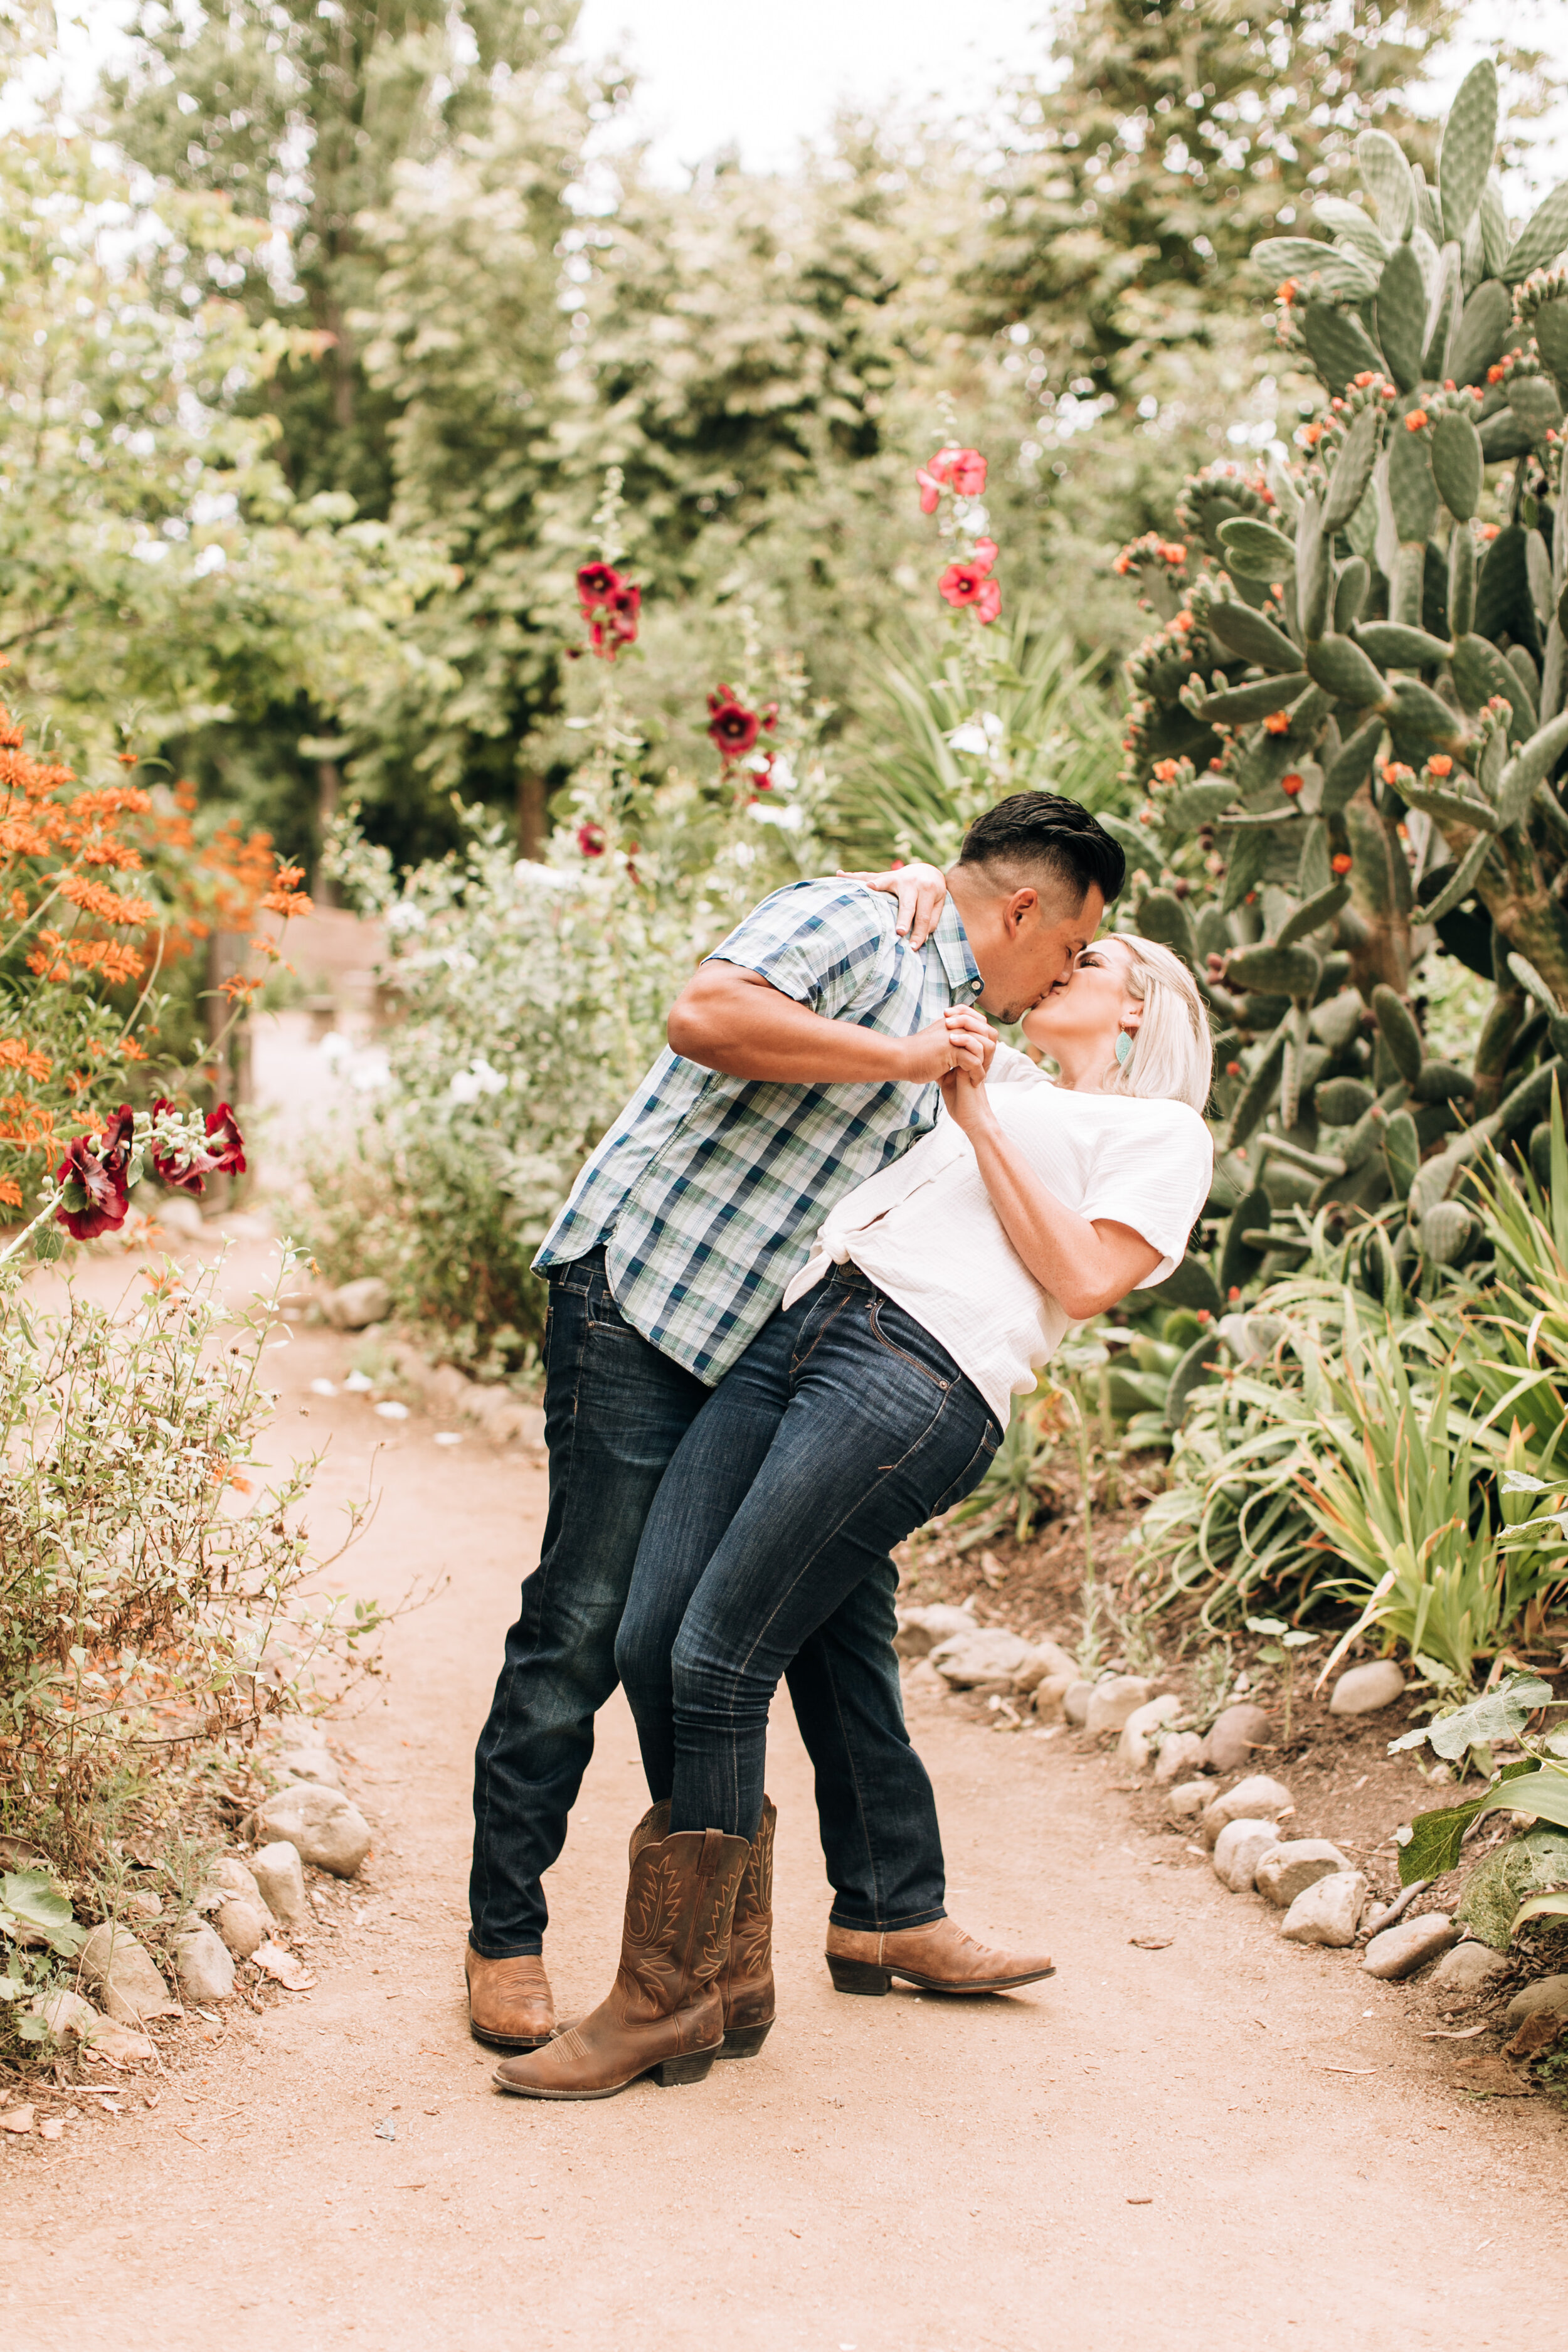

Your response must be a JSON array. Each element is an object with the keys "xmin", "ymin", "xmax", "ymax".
[{"xmin": 1111, "ymin": 59, "xmax": 1568, "ymax": 1306}]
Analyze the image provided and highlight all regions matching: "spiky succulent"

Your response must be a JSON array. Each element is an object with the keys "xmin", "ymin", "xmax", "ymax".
[{"xmin": 1108, "ymin": 58, "xmax": 1568, "ymax": 1328}]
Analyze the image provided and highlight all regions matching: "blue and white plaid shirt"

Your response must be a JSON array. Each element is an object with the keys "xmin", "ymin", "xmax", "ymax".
[{"xmin": 534, "ymin": 879, "xmax": 985, "ymax": 1384}]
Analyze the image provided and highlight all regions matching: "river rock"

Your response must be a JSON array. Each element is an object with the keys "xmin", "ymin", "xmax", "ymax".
[
  {"xmin": 1086, "ymin": 1677, "xmax": 1157, "ymax": 1739},
  {"xmin": 1255, "ymin": 1839, "xmax": 1351, "ymax": 1910},
  {"xmin": 322, "ymin": 1276, "xmax": 394, "ymax": 1331},
  {"xmin": 32, "ymin": 1988, "xmax": 97, "ymax": 2045},
  {"xmin": 1153, "ymin": 1731, "xmax": 1207, "ymax": 1786},
  {"xmin": 1118, "ymin": 1693, "xmax": 1183, "ymax": 1771},
  {"xmin": 1029, "ymin": 1674, "xmax": 1075, "ymax": 1719},
  {"xmin": 90, "ymin": 2020, "xmax": 156, "ymax": 2063},
  {"xmin": 1063, "ymin": 1680, "xmax": 1093, "ymax": 1727},
  {"xmin": 255, "ymin": 1781, "xmax": 371, "ymax": 1878},
  {"xmin": 203, "ymin": 1856, "xmax": 265, "ymax": 1907},
  {"xmin": 1213, "ymin": 1818, "xmax": 1281, "ymax": 1894},
  {"xmin": 1280, "ymin": 1870, "xmax": 1368, "ymax": 1947},
  {"xmin": 249, "ymin": 1840, "xmax": 309, "ymax": 1930},
  {"xmin": 78, "ymin": 1923, "xmax": 179, "ymax": 2023},
  {"xmin": 1504, "ymin": 1973, "xmax": 1568, "ymax": 2028},
  {"xmin": 928, "ymin": 1627, "xmax": 1032, "ymax": 1687},
  {"xmin": 215, "ymin": 1897, "xmax": 272, "ymax": 1959},
  {"xmin": 1431, "ymin": 1942, "xmax": 1510, "ymax": 1996},
  {"xmin": 273, "ymin": 1747, "xmax": 344, "ymax": 1792},
  {"xmin": 1168, "ymin": 1780, "xmax": 1210, "ymax": 1822},
  {"xmin": 1012, "ymin": 1640, "xmax": 1079, "ymax": 1692},
  {"xmin": 893, "ymin": 1604, "xmax": 977, "ymax": 1660},
  {"xmin": 1362, "ymin": 1912, "xmax": 1460, "ymax": 1981},
  {"xmin": 174, "ymin": 1920, "xmax": 236, "ymax": 2002},
  {"xmin": 1200, "ymin": 1775, "xmax": 1295, "ymax": 1850},
  {"xmin": 1204, "ymin": 1702, "xmax": 1272, "ymax": 1772},
  {"xmin": 1329, "ymin": 1660, "xmax": 1406, "ymax": 1715}
]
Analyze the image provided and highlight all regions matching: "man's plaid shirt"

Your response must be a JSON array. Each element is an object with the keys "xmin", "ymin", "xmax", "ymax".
[{"xmin": 534, "ymin": 879, "xmax": 984, "ymax": 1385}]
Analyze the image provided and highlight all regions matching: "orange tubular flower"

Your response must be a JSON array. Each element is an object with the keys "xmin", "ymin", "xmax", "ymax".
[{"xmin": 1263, "ymin": 711, "xmax": 1291, "ymax": 735}]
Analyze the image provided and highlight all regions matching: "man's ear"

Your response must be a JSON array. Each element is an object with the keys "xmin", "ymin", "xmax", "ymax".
[{"xmin": 1004, "ymin": 886, "xmax": 1040, "ymax": 934}]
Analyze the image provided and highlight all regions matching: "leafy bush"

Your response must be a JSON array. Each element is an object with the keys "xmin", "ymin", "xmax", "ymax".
[
  {"xmin": 1103, "ymin": 57, "xmax": 1568, "ymax": 1311},
  {"xmin": 299, "ymin": 636, "xmax": 835, "ymax": 1369}
]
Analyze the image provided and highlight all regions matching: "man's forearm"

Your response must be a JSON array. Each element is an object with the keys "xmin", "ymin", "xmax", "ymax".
[{"xmin": 668, "ymin": 971, "xmax": 919, "ymax": 1083}]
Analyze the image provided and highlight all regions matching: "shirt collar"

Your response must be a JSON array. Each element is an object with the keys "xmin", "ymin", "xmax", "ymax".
[{"xmin": 930, "ymin": 896, "xmax": 984, "ymax": 1000}]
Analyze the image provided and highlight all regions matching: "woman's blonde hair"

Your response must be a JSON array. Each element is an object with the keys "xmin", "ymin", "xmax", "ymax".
[{"xmin": 1103, "ymin": 935, "xmax": 1213, "ymax": 1114}]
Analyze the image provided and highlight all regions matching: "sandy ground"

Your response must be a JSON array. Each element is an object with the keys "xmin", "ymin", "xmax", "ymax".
[{"xmin": 3, "ymin": 1218, "xmax": 1564, "ymax": 2352}]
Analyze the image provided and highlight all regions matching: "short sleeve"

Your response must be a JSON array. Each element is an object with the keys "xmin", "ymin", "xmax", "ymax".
[
  {"xmin": 987, "ymin": 1042, "xmax": 1047, "ymax": 1087},
  {"xmin": 1080, "ymin": 1104, "xmax": 1215, "ymax": 1285},
  {"xmin": 703, "ymin": 880, "xmax": 896, "ymax": 1021}
]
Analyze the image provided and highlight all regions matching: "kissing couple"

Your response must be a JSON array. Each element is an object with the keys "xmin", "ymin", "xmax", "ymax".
[{"xmin": 464, "ymin": 790, "xmax": 1214, "ymax": 2099}]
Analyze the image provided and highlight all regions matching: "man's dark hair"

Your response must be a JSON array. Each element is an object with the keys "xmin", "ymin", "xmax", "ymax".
[{"xmin": 957, "ymin": 792, "xmax": 1125, "ymax": 907}]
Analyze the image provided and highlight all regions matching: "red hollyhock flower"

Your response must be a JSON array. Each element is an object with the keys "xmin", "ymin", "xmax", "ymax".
[
  {"xmin": 576, "ymin": 562, "xmax": 622, "ymax": 610},
  {"xmin": 707, "ymin": 689, "xmax": 761, "ymax": 761},
  {"xmin": 589, "ymin": 583, "xmax": 641, "ymax": 659},
  {"xmin": 947, "ymin": 447, "xmax": 987, "ymax": 496},
  {"xmin": 204, "ymin": 1103, "xmax": 246, "ymax": 1177},
  {"xmin": 576, "ymin": 822, "xmax": 607, "ymax": 857},
  {"xmin": 974, "ymin": 579, "xmax": 1002, "ymax": 625},
  {"xmin": 55, "ymin": 1105, "xmax": 134, "ymax": 1240}
]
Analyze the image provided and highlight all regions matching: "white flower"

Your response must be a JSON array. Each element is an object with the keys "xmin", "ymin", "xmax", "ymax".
[
  {"xmin": 763, "ymin": 753, "xmax": 797, "ymax": 792},
  {"xmin": 945, "ymin": 712, "xmax": 1005, "ymax": 756},
  {"xmin": 748, "ymin": 801, "xmax": 806, "ymax": 831},
  {"xmin": 448, "ymin": 1057, "xmax": 508, "ymax": 1104},
  {"xmin": 386, "ymin": 901, "xmax": 426, "ymax": 936}
]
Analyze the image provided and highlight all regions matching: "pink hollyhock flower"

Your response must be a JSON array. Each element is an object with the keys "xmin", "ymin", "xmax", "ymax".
[
  {"xmin": 970, "ymin": 538, "xmax": 999, "ymax": 575},
  {"xmin": 576, "ymin": 823, "xmax": 607, "ymax": 857},
  {"xmin": 947, "ymin": 447, "xmax": 987, "ymax": 495},
  {"xmin": 55, "ymin": 1106, "xmax": 135, "ymax": 1240},
  {"xmin": 975, "ymin": 579, "xmax": 1002, "ymax": 624},
  {"xmin": 939, "ymin": 561, "xmax": 992, "ymax": 610}
]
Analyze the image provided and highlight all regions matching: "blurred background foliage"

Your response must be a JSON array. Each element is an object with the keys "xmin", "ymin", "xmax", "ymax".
[{"xmin": 3, "ymin": 0, "xmax": 1547, "ymax": 874}]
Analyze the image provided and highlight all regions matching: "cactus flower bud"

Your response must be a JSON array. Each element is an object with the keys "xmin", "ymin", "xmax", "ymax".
[
  {"xmin": 1263, "ymin": 711, "xmax": 1291, "ymax": 734},
  {"xmin": 1404, "ymin": 410, "xmax": 1429, "ymax": 432},
  {"xmin": 1280, "ymin": 772, "xmax": 1304, "ymax": 795},
  {"xmin": 1332, "ymin": 852, "xmax": 1353, "ymax": 874},
  {"xmin": 1426, "ymin": 755, "xmax": 1453, "ymax": 777}
]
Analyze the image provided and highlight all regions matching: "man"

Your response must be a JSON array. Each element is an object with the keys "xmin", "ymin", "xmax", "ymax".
[{"xmin": 466, "ymin": 791, "xmax": 1125, "ymax": 2052}]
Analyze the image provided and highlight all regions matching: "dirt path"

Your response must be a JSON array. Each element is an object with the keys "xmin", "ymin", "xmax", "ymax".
[{"xmin": 5, "ymin": 1228, "xmax": 1565, "ymax": 2350}]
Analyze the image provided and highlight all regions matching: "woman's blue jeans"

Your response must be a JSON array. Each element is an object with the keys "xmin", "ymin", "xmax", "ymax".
[{"xmin": 615, "ymin": 1264, "xmax": 1002, "ymax": 1924}]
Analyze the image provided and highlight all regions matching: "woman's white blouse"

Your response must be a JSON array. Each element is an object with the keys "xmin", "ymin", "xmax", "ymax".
[{"xmin": 781, "ymin": 1044, "xmax": 1214, "ymax": 1423}]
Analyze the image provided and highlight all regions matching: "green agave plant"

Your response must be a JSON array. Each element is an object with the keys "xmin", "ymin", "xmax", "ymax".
[{"xmin": 1105, "ymin": 56, "xmax": 1568, "ymax": 1312}]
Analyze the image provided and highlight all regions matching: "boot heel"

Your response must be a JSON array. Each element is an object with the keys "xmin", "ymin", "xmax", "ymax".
[
  {"xmin": 719, "ymin": 2021, "xmax": 773, "ymax": 2059},
  {"xmin": 827, "ymin": 1954, "xmax": 892, "ymax": 1996},
  {"xmin": 652, "ymin": 2049, "xmax": 718, "ymax": 2087}
]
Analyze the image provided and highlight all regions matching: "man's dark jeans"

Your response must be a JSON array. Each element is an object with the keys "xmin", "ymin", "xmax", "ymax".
[
  {"xmin": 616, "ymin": 1266, "xmax": 1001, "ymax": 1909},
  {"xmin": 468, "ymin": 1249, "xmax": 974, "ymax": 1955}
]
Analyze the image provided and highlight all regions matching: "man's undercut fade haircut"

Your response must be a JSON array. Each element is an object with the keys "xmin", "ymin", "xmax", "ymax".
[{"xmin": 957, "ymin": 792, "xmax": 1126, "ymax": 909}]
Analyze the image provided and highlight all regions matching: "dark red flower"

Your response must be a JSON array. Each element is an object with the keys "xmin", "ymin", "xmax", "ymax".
[
  {"xmin": 588, "ymin": 583, "xmax": 640, "ymax": 660},
  {"xmin": 204, "ymin": 1103, "xmax": 246, "ymax": 1177},
  {"xmin": 761, "ymin": 703, "xmax": 778, "ymax": 733},
  {"xmin": 55, "ymin": 1105, "xmax": 134, "ymax": 1241},
  {"xmin": 576, "ymin": 562, "xmax": 622, "ymax": 610},
  {"xmin": 576, "ymin": 822, "xmax": 607, "ymax": 857},
  {"xmin": 707, "ymin": 693, "xmax": 761, "ymax": 761}
]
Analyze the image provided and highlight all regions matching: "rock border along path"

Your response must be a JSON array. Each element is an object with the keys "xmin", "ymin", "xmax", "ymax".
[{"xmin": 3, "ymin": 1234, "xmax": 1564, "ymax": 2351}]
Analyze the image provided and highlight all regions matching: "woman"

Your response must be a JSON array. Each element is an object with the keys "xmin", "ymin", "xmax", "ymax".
[{"xmin": 495, "ymin": 931, "xmax": 1213, "ymax": 2100}]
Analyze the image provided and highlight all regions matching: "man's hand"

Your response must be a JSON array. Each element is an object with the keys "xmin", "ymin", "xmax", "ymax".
[
  {"xmin": 900, "ymin": 1006, "xmax": 998, "ymax": 1085},
  {"xmin": 837, "ymin": 861, "xmax": 948, "ymax": 948}
]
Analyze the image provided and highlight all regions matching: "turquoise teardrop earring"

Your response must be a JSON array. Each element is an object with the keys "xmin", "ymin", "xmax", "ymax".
[{"xmin": 1114, "ymin": 1029, "xmax": 1134, "ymax": 1067}]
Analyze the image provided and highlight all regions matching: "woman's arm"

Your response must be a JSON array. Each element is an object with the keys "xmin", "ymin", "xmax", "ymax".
[{"xmin": 938, "ymin": 1070, "xmax": 1160, "ymax": 1320}]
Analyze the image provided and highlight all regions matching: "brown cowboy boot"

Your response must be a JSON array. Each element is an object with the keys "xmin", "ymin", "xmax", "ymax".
[
  {"xmin": 465, "ymin": 1947, "xmax": 555, "ymax": 2052},
  {"xmin": 628, "ymin": 1798, "xmax": 776, "ymax": 2058},
  {"xmin": 824, "ymin": 1915, "xmax": 1055, "ymax": 1996},
  {"xmin": 716, "ymin": 1796, "xmax": 776, "ymax": 2059},
  {"xmin": 493, "ymin": 1821, "xmax": 748, "ymax": 2101}
]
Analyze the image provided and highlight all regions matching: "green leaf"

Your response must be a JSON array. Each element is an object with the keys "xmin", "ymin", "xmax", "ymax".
[
  {"xmin": 0, "ymin": 1870, "xmax": 86, "ymax": 1957},
  {"xmin": 1195, "ymin": 674, "xmax": 1312, "ymax": 724},
  {"xmin": 1448, "ymin": 278, "xmax": 1513, "ymax": 387},
  {"xmin": 1357, "ymin": 129, "xmax": 1415, "ymax": 242},
  {"xmin": 1217, "ymin": 517, "xmax": 1297, "ymax": 579},
  {"xmin": 1503, "ymin": 179, "xmax": 1568, "ymax": 283},
  {"xmin": 1375, "ymin": 243, "xmax": 1428, "ymax": 391},
  {"xmin": 1426, "ymin": 1675, "xmax": 1555, "ymax": 1761},
  {"xmin": 1299, "ymin": 302, "xmax": 1385, "ymax": 395},
  {"xmin": 1306, "ymin": 635, "xmax": 1387, "ymax": 707},
  {"xmin": 1276, "ymin": 881, "xmax": 1350, "ymax": 948},
  {"xmin": 1386, "ymin": 418, "xmax": 1439, "ymax": 544},
  {"xmin": 1428, "ymin": 412, "xmax": 1484, "ymax": 522},
  {"xmin": 1422, "ymin": 829, "xmax": 1495, "ymax": 923},
  {"xmin": 1252, "ymin": 238, "xmax": 1378, "ymax": 300},
  {"xmin": 1399, "ymin": 1795, "xmax": 1486, "ymax": 1882},
  {"xmin": 1205, "ymin": 601, "xmax": 1301, "ymax": 672},
  {"xmin": 1438, "ymin": 60, "xmax": 1498, "ymax": 244},
  {"xmin": 1354, "ymin": 622, "xmax": 1451, "ymax": 668},
  {"xmin": 1486, "ymin": 1762, "xmax": 1568, "ymax": 1833},
  {"xmin": 1510, "ymin": 1892, "xmax": 1568, "ymax": 1936},
  {"xmin": 1321, "ymin": 405, "xmax": 1384, "ymax": 533}
]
